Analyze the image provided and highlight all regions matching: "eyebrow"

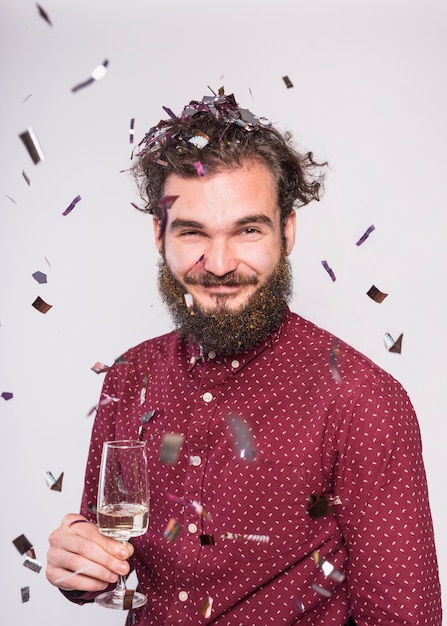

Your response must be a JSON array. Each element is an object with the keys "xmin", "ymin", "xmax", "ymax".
[{"xmin": 169, "ymin": 214, "xmax": 274, "ymax": 232}]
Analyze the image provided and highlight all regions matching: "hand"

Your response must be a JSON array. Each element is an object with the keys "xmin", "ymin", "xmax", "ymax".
[{"xmin": 46, "ymin": 513, "xmax": 134, "ymax": 592}]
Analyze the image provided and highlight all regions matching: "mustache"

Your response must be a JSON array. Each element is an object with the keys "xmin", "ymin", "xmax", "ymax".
[{"xmin": 184, "ymin": 272, "xmax": 259, "ymax": 288}]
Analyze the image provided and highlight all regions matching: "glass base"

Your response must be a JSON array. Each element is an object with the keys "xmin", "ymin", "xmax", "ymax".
[{"xmin": 95, "ymin": 589, "xmax": 147, "ymax": 610}]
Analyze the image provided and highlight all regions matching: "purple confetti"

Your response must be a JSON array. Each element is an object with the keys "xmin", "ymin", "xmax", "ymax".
[
  {"xmin": 71, "ymin": 60, "xmax": 109, "ymax": 93},
  {"xmin": 157, "ymin": 195, "xmax": 179, "ymax": 240},
  {"xmin": 321, "ymin": 260, "xmax": 336, "ymax": 282},
  {"xmin": 62, "ymin": 195, "xmax": 81, "ymax": 216},
  {"xmin": 1, "ymin": 392, "xmax": 14, "ymax": 401},
  {"xmin": 129, "ymin": 118, "xmax": 135, "ymax": 144},
  {"xmin": 32, "ymin": 271, "xmax": 47, "ymax": 284},
  {"xmin": 355, "ymin": 224, "xmax": 375, "ymax": 246}
]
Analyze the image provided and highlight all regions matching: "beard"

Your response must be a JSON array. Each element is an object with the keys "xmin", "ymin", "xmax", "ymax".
[{"xmin": 157, "ymin": 254, "xmax": 293, "ymax": 356}]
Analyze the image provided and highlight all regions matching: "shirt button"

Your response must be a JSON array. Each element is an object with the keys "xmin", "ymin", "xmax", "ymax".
[
  {"xmin": 178, "ymin": 591, "xmax": 189, "ymax": 602},
  {"xmin": 190, "ymin": 455, "xmax": 201, "ymax": 466},
  {"xmin": 202, "ymin": 392, "xmax": 213, "ymax": 403},
  {"xmin": 208, "ymin": 351, "xmax": 216, "ymax": 359},
  {"xmin": 188, "ymin": 523, "xmax": 198, "ymax": 534},
  {"xmin": 231, "ymin": 359, "xmax": 240, "ymax": 369}
]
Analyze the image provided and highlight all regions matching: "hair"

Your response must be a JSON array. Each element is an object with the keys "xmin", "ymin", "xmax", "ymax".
[{"xmin": 132, "ymin": 91, "xmax": 327, "ymax": 228}]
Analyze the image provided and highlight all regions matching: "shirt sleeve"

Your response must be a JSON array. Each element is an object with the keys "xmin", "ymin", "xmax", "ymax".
[{"xmin": 331, "ymin": 373, "xmax": 442, "ymax": 625}]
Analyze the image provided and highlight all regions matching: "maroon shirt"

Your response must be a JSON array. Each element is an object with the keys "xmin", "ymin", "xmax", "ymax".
[{"xmin": 75, "ymin": 310, "xmax": 441, "ymax": 625}]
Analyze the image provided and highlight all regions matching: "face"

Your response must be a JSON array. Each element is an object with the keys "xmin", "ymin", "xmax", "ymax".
[{"xmin": 153, "ymin": 160, "xmax": 296, "ymax": 313}]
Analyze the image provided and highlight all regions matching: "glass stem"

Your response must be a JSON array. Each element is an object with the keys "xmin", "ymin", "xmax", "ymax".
[{"xmin": 114, "ymin": 539, "xmax": 129, "ymax": 598}]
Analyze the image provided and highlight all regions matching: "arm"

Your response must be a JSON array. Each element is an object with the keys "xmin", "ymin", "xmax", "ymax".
[{"xmin": 332, "ymin": 374, "xmax": 442, "ymax": 625}]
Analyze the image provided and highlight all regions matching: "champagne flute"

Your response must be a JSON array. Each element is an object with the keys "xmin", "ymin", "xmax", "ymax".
[{"xmin": 95, "ymin": 440, "xmax": 149, "ymax": 609}]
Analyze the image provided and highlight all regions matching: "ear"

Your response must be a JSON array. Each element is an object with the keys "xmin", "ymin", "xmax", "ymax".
[
  {"xmin": 153, "ymin": 216, "xmax": 163, "ymax": 253},
  {"xmin": 284, "ymin": 210, "xmax": 296, "ymax": 255}
]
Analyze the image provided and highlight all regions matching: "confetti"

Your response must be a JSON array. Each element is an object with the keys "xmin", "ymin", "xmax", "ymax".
[
  {"xmin": 71, "ymin": 60, "xmax": 109, "ymax": 92},
  {"xmin": 62, "ymin": 194, "xmax": 81, "ymax": 216},
  {"xmin": 193, "ymin": 254, "xmax": 205, "ymax": 267},
  {"xmin": 21, "ymin": 586, "xmax": 30, "ymax": 603},
  {"xmin": 220, "ymin": 532, "xmax": 269, "ymax": 543},
  {"xmin": 141, "ymin": 409, "xmax": 156, "ymax": 424},
  {"xmin": 188, "ymin": 132, "xmax": 210, "ymax": 149},
  {"xmin": 36, "ymin": 3, "xmax": 52, "ymax": 25},
  {"xmin": 184, "ymin": 293, "xmax": 194, "ymax": 309},
  {"xmin": 54, "ymin": 565, "xmax": 93, "ymax": 585},
  {"xmin": 167, "ymin": 493, "xmax": 212, "ymax": 520},
  {"xmin": 294, "ymin": 597, "xmax": 305, "ymax": 612},
  {"xmin": 312, "ymin": 550, "xmax": 346, "ymax": 583},
  {"xmin": 23, "ymin": 556, "xmax": 42, "ymax": 573},
  {"xmin": 129, "ymin": 118, "xmax": 135, "ymax": 144},
  {"xmin": 355, "ymin": 224, "xmax": 375, "ymax": 246},
  {"xmin": 4, "ymin": 194, "xmax": 17, "ymax": 204},
  {"xmin": 22, "ymin": 170, "xmax": 31, "ymax": 185},
  {"xmin": 19, "ymin": 128, "xmax": 44, "ymax": 164},
  {"xmin": 307, "ymin": 494, "xmax": 333, "ymax": 520},
  {"xmin": 321, "ymin": 260, "xmax": 336, "ymax": 282},
  {"xmin": 159, "ymin": 432, "xmax": 184, "ymax": 464},
  {"xmin": 200, "ymin": 534, "xmax": 215, "ymax": 546},
  {"xmin": 22, "ymin": 94, "xmax": 32, "ymax": 103},
  {"xmin": 164, "ymin": 517, "xmax": 182, "ymax": 542},
  {"xmin": 44, "ymin": 471, "xmax": 64, "ymax": 492},
  {"xmin": 157, "ymin": 195, "xmax": 179, "ymax": 240},
  {"xmin": 200, "ymin": 596, "xmax": 213, "ymax": 618},
  {"xmin": 329, "ymin": 338, "xmax": 342, "ymax": 384},
  {"xmin": 1, "ymin": 391, "xmax": 13, "ymax": 400},
  {"xmin": 139, "ymin": 375, "xmax": 149, "ymax": 405},
  {"xmin": 367, "ymin": 284, "xmax": 388, "ymax": 303},
  {"xmin": 91, "ymin": 362, "xmax": 110, "ymax": 374},
  {"xmin": 384, "ymin": 332, "xmax": 403, "ymax": 354},
  {"xmin": 32, "ymin": 296, "xmax": 52, "ymax": 314},
  {"xmin": 282, "ymin": 75, "xmax": 294, "ymax": 88},
  {"xmin": 194, "ymin": 161, "xmax": 206, "ymax": 176},
  {"xmin": 13, "ymin": 534, "xmax": 33, "ymax": 555},
  {"xmin": 226, "ymin": 413, "xmax": 256, "ymax": 460},
  {"xmin": 32, "ymin": 271, "xmax": 47, "ymax": 284},
  {"xmin": 123, "ymin": 589, "xmax": 135, "ymax": 610},
  {"xmin": 311, "ymin": 583, "xmax": 332, "ymax": 598}
]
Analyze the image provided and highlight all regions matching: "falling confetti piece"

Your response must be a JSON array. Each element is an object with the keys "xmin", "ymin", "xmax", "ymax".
[
  {"xmin": 164, "ymin": 517, "xmax": 182, "ymax": 542},
  {"xmin": 329, "ymin": 337, "xmax": 342, "ymax": 384},
  {"xmin": 227, "ymin": 413, "xmax": 256, "ymax": 460},
  {"xmin": 311, "ymin": 583, "xmax": 332, "ymax": 598},
  {"xmin": 32, "ymin": 296, "xmax": 52, "ymax": 313},
  {"xmin": 282, "ymin": 75, "xmax": 294, "ymax": 88},
  {"xmin": 123, "ymin": 589, "xmax": 135, "ymax": 610},
  {"xmin": 62, "ymin": 194, "xmax": 81, "ymax": 216},
  {"xmin": 294, "ymin": 598, "xmax": 305, "ymax": 612},
  {"xmin": 367, "ymin": 284, "xmax": 388, "ymax": 303},
  {"xmin": 22, "ymin": 94, "xmax": 32, "ymax": 103},
  {"xmin": 200, "ymin": 596, "xmax": 213, "ymax": 618},
  {"xmin": 19, "ymin": 128, "xmax": 45, "ymax": 164},
  {"xmin": 312, "ymin": 550, "xmax": 346, "ymax": 582},
  {"xmin": 91, "ymin": 361, "xmax": 109, "ymax": 374},
  {"xmin": 1, "ymin": 391, "xmax": 13, "ymax": 400},
  {"xmin": 355, "ymin": 224, "xmax": 375, "ymax": 246},
  {"xmin": 4, "ymin": 194, "xmax": 17, "ymax": 204},
  {"xmin": 129, "ymin": 118, "xmax": 135, "ymax": 144},
  {"xmin": 51, "ymin": 472, "xmax": 64, "ymax": 492},
  {"xmin": 141, "ymin": 410, "xmax": 156, "ymax": 424},
  {"xmin": 21, "ymin": 586, "xmax": 30, "ymax": 603},
  {"xmin": 307, "ymin": 494, "xmax": 333, "ymax": 520},
  {"xmin": 184, "ymin": 293, "xmax": 194, "ymax": 309},
  {"xmin": 13, "ymin": 534, "xmax": 33, "ymax": 555},
  {"xmin": 221, "ymin": 532, "xmax": 270, "ymax": 543},
  {"xmin": 71, "ymin": 60, "xmax": 109, "ymax": 93},
  {"xmin": 159, "ymin": 433, "xmax": 184, "ymax": 464},
  {"xmin": 36, "ymin": 3, "xmax": 52, "ymax": 25},
  {"xmin": 139, "ymin": 375, "xmax": 149, "ymax": 405},
  {"xmin": 200, "ymin": 534, "xmax": 215, "ymax": 546},
  {"xmin": 32, "ymin": 271, "xmax": 47, "ymax": 284},
  {"xmin": 321, "ymin": 260, "xmax": 336, "ymax": 282},
  {"xmin": 388, "ymin": 333, "xmax": 403, "ymax": 353},
  {"xmin": 22, "ymin": 170, "xmax": 31, "ymax": 185}
]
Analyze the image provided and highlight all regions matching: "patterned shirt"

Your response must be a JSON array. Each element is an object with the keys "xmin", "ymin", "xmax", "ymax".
[{"xmin": 75, "ymin": 310, "xmax": 441, "ymax": 625}]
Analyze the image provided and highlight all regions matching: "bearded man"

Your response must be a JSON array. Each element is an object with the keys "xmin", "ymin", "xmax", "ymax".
[{"xmin": 46, "ymin": 91, "xmax": 441, "ymax": 626}]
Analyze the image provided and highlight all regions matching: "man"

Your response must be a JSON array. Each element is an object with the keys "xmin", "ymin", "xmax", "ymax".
[{"xmin": 46, "ymin": 91, "xmax": 442, "ymax": 625}]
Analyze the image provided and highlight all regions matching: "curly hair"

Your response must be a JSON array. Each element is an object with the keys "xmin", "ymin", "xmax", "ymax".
[{"xmin": 132, "ymin": 92, "xmax": 327, "ymax": 229}]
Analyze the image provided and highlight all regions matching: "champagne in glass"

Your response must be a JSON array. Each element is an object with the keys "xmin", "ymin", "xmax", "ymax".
[{"xmin": 95, "ymin": 440, "xmax": 149, "ymax": 609}]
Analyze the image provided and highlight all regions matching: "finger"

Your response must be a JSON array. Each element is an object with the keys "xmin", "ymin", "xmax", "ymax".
[{"xmin": 64, "ymin": 515, "xmax": 132, "ymax": 560}]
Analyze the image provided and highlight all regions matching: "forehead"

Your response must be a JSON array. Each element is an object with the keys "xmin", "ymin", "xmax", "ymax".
[{"xmin": 163, "ymin": 160, "xmax": 280, "ymax": 225}]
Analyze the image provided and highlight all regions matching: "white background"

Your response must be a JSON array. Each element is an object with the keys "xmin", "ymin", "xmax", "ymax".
[{"xmin": 0, "ymin": 0, "xmax": 445, "ymax": 624}]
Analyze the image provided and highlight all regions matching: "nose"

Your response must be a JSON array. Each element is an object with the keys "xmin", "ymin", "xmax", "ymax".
[{"xmin": 202, "ymin": 237, "xmax": 238, "ymax": 277}]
